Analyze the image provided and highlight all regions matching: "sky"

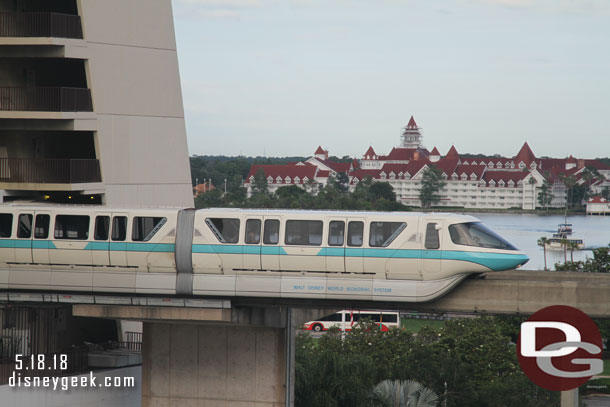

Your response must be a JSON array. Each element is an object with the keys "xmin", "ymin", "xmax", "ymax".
[{"xmin": 171, "ymin": 0, "xmax": 610, "ymax": 159}]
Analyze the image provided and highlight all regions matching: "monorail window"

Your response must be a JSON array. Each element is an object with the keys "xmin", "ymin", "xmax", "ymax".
[
  {"xmin": 380, "ymin": 314, "xmax": 398, "ymax": 323},
  {"xmin": 132, "ymin": 217, "xmax": 166, "ymax": 242},
  {"xmin": 18, "ymin": 214, "xmax": 32, "ymax": 238},
  {"xmin": 347, "ymin": 221, "xmax": 363, "ymax": 247},
  {"xmin": 112, "ymin": 217, "xmax": 127, "ymax": 241},
  {"xmin": 425, "ymin": 223, "xmax": 439, "ymax": 250},
  {"xmin": 34, "ymin": 215, "xmax": 50, "ymax": 239},
  {"xmin": 449, "ymin": 222, "xmax": 517, "ymax": 250},
  {"xmin": 0, "ymin": 214, "xmax": 13, "ymax": 238},
  {"xmin": 245, "ymin": 219, "xmax": 261, "ymax": 244},
  {"xmin": 285, "ymin": 220, "xmax": 323, "ymax": 246},
  {"xmin": 94, "ymin": 216, "xmax": 110, "ymax": 241},
  {"xmin": 263, "ymin": 219, "xmax": 279, "ymax": 245},
  {"xmin": 54, "ymin": 215, "xmax": 89, "ymax": 240},
  {"xmin": 206, "ymin": 218, "xmax": 240, "ymax": 244},
  {"xmin": 369, "ymin": 222, "xmax": 406, "ymax": 247},
  {"xmin": 328, "ymin": 221, "xmax": 345, "ymax": 246}
]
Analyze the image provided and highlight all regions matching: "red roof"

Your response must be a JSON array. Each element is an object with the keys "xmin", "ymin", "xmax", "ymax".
[
  {"xmin": 432, "ymin": 159, "xmax": 459, "ymax": 176},
  {"xmin": 514, "ymin": 142, "xmax": 536, "ymax": 165},
  {"xmin": 316, "ymin": 170, "xmax": 330, "ymax": 178},
  {"xmin": 588, "ymin": 196, "xmax": 608, "ymax": 204},
  {"xmin": 247, "ymin": 164, "xmax": 317, "ymax": 184},
  {"xmin": 314, "ymin": 146, "xmax": 327, "ymax": 155},
  {"xmin": 380, "ymin": 147, "xmax": 429, "ymax": 161},
  {"xmin": 455, "ymin": 164, "xmax": 485, "ymax": 178},
  {"xmin": 406, "ymin": 115, "xmax": 418, "ymax": 129},
  {"xmin": 445, "ymin": 145, "xmax": 459, "ymax": 160},
  {"xmin": 350, "ymin": 169, "xmax": 381, "ymax": 183},
  {"xmin": 363, "ymin": 146, "xmax": 376, "ymax": 158},
  {"xmin": 380, "ymin": 161, "xmax": 428, "ymax": 177},
  {"xmin": 352, "ymin": 159, "xmax": 360, "ymax": 170},
  {"xmin": 430, "ymin": 147, "xmax": 440, "ymax": 156},
  {"xmin": 482, "ymin": 170, "xmax": 528, "ymax": 185},
  {"xmin": 584, "ymin": 160, "xmax": 610, "ymax": 171},
  {"xmin": 320, "ymin": 159, "xmax": 351, "ymax": 173}
]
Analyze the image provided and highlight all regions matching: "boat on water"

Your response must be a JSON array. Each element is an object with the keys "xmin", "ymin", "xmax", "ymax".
[
  {"xmin": 557, "ymin": 223, "xmax": 573, "ymax": 235},
  {"xmin": 545, "ymin": 220, "xmax": 584, "ymax": 250},
  {"xmin": 545, "ymin": 234, "xmax": 584, "ymax": 250}
]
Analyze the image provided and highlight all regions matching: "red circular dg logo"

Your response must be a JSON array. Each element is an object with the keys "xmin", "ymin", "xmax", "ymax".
[{"xmin": 517, "ymin": 305, "xmax": 603, "ymax": 391}]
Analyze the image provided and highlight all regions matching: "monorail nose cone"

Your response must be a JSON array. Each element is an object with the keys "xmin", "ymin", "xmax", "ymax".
[{"xmin": 516, "ymin": 253, "xmax": 529, "ymax": 268}]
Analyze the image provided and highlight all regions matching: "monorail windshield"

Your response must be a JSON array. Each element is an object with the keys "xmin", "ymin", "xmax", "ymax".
[{"xmin": 448, "ymin": 222, "xmax": 517, "ymax": 250}]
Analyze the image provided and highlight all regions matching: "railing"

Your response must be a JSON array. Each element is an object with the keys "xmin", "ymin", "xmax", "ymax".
[
  {"xmin": 0, "ymin": 12, "xmax": 83, "ymax": 39},
  {"xmin": 0, "ymin": 158, "xmax": 101, "ymax": 184},
  {"xmin": 0, "ymin": 87, "xmax": 93, "ymax": 112}
]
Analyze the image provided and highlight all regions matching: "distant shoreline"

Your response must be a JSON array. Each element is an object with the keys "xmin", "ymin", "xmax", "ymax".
[{"xmin": 420, "ymin": 207, "xmax": 587, "ymax": 216}]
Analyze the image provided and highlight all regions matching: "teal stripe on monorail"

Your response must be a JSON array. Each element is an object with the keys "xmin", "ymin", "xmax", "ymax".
[
  {"xmin": 192, "ymin": 244, "xmax": 288, "ymax": 255},
  {"xmin": 441, "ymin": 250, "xmax": 528, "ymax": 270},
  {"xmin": 84, "ymin": 242, "xmax": 175, "ymax": 253},
  {"xmin": 32, "ymin": 240, "xmax": 56, "ymax": 249}
]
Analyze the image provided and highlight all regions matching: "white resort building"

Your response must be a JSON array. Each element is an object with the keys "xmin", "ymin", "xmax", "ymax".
[{"xmin": 245, "ymin": 117, "xmax": 610, "ymax": 210}]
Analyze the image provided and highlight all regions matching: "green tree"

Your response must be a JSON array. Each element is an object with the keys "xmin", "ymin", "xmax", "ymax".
[
  {"xmin": 371, "ymin": 380, "xmax": 438, "ymax": 407},
  {"xmin": 537, "ymin": 179, "xmax": 554, "ymax": 210},
  {"xmin": 537, "ymin": 237, "xmax": 549, "ymax": 270},
  {"xmin": 566, "ymin": 240, "xmax": 579, "ymax": 263},
  {"xmin": 559, "ymin": 174, "xmax": 577, "ymax": 209},
  {"xmin": 370, "ymin": 182, "xmax": 397, "ymax": 202},
  {"xmin": 251, "ymin": 168, "xmax": 269, "ymax": 195},
  {"xmin": 419, "ymin": 167, "xmax": 446, "ymax": 208}
]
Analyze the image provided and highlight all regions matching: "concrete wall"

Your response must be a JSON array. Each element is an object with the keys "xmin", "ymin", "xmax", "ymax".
[
  {"xmin": 78, "ymin": 0, "xmax": 193, "ymax": 207},
  {"xmin": 142, "ymin": 323, "xmax": 286, "ymax": 407}
]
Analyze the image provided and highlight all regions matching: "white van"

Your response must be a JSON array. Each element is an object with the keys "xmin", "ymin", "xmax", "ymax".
[{"xmin": 303, "ymin": 310, "xmax": 400, "ymax": 332}]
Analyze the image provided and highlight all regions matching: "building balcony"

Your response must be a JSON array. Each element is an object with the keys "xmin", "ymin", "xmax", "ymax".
[
  {"xmin": 0, "ymin": 12, "xmax": 83, "ymax": 39},
  {"xmin": 0, "ymin": 87, "xmax": 92, "ymax": 112},
  {"xmin": 0, "ymin": 158, "xmax": 101, "ymax": 185}
]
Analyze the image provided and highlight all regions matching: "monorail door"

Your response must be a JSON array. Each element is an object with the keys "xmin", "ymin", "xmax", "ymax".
[
  {"xmin": 326, "ymin": 218, "xmax": 346, "ymax": 273},
  {"xmin": 261, "ymin": 216, "xmax": 281, "ymax": 271},
  {"xmin": 345, "ymin": 218, "xmax": 364, "ymax": 273},
  {"xmin": 32, "ymin": 211, "xmax": 51, "ymax": 264},
  {"xmin": 243, "ymin": 217, "xmax": 262, "ymax": 271},
  {"xmin": 421, "ymin": 220, "xmax": 442, "ymax": 279},
  {"xmin": 109, "ymin": 213, "xmax": 128, "ymax": 267}
]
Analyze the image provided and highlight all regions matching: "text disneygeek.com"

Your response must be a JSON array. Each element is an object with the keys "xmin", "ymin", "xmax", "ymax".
[
  {"xmin": 9, "ymin": 354, "xmax": 135, "ymax": 391},
  {"xmin": 9, "ymin": 371, "xmax": 136, "ymax": 391}
]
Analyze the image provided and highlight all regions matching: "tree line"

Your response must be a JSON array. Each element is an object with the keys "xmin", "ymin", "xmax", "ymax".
[{"xmin": 295, "ymin": 317, "xmax": 558, "ymax": 407}]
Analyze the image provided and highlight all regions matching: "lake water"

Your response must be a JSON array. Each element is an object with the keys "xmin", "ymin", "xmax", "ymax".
[{"xmin": 459, "ymin": 213, "xmax": 610, "ymax": 270}]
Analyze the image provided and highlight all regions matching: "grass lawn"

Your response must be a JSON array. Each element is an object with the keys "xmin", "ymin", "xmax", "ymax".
[{"xmin": 401, "ymin": 318, "xmax": 445, "ymax": 333}]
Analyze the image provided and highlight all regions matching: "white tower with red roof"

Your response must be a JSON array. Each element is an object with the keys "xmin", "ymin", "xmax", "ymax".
[{"xmin": 401, "ymin": 116, "xmax": 423, "ymax": 148}]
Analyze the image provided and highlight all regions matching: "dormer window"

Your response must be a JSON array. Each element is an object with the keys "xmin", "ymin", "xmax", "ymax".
[
  {"xmin": 294, "ymin": 176, "xmax": 300, "ymax": 184},
  {"xmin": 496, "ymin": 162, "xmax": 503, "ymax": 169},
  {"xmin": 303, "ymin": 176, "xmax": 309, "ymax": 183},
  {"xmin": 498, "ymin": 180, "xmax": 505, "ymax": 187},
  {"xmin": 441, "ymin": 173, "xmax": 448, "ymax": 180},
  {"xmin": 285, "ymin": 176, "xmax": 291, "ymax": 184},
  {"xmin": 405, "ymin": 173, "xmax": 411, "ymax": 180},
  {"xmin": 451, "ymin": 173, "xmax": 458, "ymax": 180},
  {"xmin": 519, "ymin": 162, "xmax": 525, "ymax": 169},
  {"xmin": 398, "ymin": 172, "xmax": 403, "ymax": 178},
  {"xmin": 249, "ymin": 176, "xmax": 254, "ymax": 183},
  {"xmin": 488, "ymin": 162, "xmax": 494, "ymax": 168},
  {"xmin": 380, "ymin": 172, "xmax": 387, "ymax": 180},
  {"xmin": 460, "ymin": 173, "xmax": 467, "ymax": 180},
  {"xmin": 470, "ymin": 173, "xmax": 477, "ymax": 180},
  {"xmin": 530, "ymin": 162, "xmax": 537, "ymax": 169},
  {"xmin": 353, "ymin": 178, "xmax": 359, "ymax": 184},
  {"xmin": 389, "ymin": 172, "xmax": 395, "ymax": 180},
  {"xmin": 480, "ymin": 161, "xmax": 486, "ymax": 165},
  {"xmin": 463, "ymin": 161, "xmax": 469, "ymax": 165},
  {"xmin": 276, "ymin": 176, "xmax": 282, "ymax": 184},
  {"xmin": 510, "ymin": 162, "xmax": 515, "ymax": 169},
  {"xmin": 489, "ymin": 180, "xmax": 496, "ymax": 187},
  {"xmin": 508, "ymin": 180, "xmax": 515, "ymax": 187},
  {"xmin": 479, "ymin": 180, "xmax": 486, "ymax": 187},
  {"xmin": 267, "ymin": 176, "xmax": 273, "ymax": 183},
  {"xmin": 517, "ymin": 180, "xmax": 523, "ymax": 186}
]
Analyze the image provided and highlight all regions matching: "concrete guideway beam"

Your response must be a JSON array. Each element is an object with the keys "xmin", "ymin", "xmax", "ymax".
[{"xmin": 408, "ymin": 270, "xmax": 610, "ymax": 317}]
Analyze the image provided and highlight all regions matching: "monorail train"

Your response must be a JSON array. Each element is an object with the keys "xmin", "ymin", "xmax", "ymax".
[{"xmin": 0, "ymin": 205, "xmax": 528, "ymax": 302}]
